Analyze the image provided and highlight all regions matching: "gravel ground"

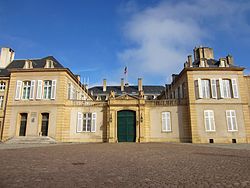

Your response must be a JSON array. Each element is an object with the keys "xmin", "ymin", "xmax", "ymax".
[{"xmin": 0, "ymin": 143, "xmax": 250, "ymax": 187}]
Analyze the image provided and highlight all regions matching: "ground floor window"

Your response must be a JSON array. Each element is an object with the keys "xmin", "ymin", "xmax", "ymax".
[
  {"xmin": 162, "ymin": 112, "xmax": 171, "ymax": 132},
  {"xmin": 204, "ymin": 110, "xmax": 215, "ymax": 131},
  {"xmin": 77, "ymin": 112, "xmax": 96, "ymax": 132},
  {"xmin": 226, "ymin": 110, "xmax": 238, "ymax": 131}
]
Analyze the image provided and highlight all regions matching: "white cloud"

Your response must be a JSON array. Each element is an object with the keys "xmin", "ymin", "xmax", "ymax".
[{"xmin": 118, "ymin": 0, "xmax": 250, "ymax": 83}]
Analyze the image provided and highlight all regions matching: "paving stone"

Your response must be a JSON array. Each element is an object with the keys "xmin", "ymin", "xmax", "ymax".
[{"xmin": 0, "ymin": 143, "xmax": 250, "ymax": 187}]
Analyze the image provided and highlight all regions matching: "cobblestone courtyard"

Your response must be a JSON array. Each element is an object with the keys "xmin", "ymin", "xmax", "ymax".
[{"xmin": 0, "ymin": 143, "xmax": 250, "ymax": 187}]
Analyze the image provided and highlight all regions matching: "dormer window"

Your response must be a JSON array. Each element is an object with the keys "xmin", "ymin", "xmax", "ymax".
[
  {"xmin": 24, "ymin": 60, "xmax": 33, "ymax": 69},
  {"xmin": 45, "ymin": 60, "xmax": 54, "ymax": 68},
  {"xmin": 219, "ymin": 60, "xmax": 226, "ymax": 67},
  {"xmin": 199, "ymin": 60, "xmax": 205, "ymax": 67}
]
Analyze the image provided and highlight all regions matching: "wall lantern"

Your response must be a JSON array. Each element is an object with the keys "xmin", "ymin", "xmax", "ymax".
[{"xmin": 140, "ymin": 113, "xmax": 143, "ymax": 123}]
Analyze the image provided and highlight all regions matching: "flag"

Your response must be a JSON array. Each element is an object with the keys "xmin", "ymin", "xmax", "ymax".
[{"xmin": 124, "ymin": 66, "xmax": 127, "ymax": 74}]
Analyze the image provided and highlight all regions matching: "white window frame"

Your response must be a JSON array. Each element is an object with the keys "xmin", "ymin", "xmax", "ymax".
[
  {"xmin": 204, "ymin": 110, "xmax": 216, "ymax": 132},
  {"xmin": 22, "ymin": 81, "xmax": 31, "ymax": 100},
  {"xmin": 77, "ymin": 112, "xmax": 97, "ymax": 133},
  {"xmin": 201, "ymin": 79, "xmax": 210, "ymax": 98},
  {"xmin": 36, "ymin": 80, "xmax": 43, "ymax": 99},
  {"xmin": 43, "ymin": 80, "xmax": 52, "ymax": 99},
  {"xmin": 220, "ymin": 79, "xmax": 231, "ymax": 98},
  {"xmin": 226, "ymin": 110, "xmax": 238, "ymax": 132},
  {"xmin": 162, "ymin": 112, "xmax": 171, "ymax": 132},
  {"xmin": 0, "ymin": 82, "xmax": 6, "ymax": 91}
]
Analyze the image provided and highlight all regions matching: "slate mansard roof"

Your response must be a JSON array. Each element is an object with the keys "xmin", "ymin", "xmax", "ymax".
[
  {"xmin": 89, "ymin": 85, "xmax": 165, "ymax": 95},
  {"xmin": 0, "ymin": 56, "xmax": 64, "ymax": 77}
]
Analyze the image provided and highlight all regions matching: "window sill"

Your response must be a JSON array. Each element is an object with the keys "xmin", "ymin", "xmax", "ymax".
[
  {"xmin": 162, "ymin": 130, "xmax": 172, "ymax": 133},
  {"xmin": 228, "ymin": 130, "xmax": 238, "ymax": 132}
]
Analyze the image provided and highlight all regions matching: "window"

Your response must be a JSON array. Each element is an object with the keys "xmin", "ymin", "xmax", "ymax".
[
  {"xmin": 0, "ymin": 82, "xmax": 6, "ymax": 91},
  {"xmin": 22, "ymin": 81, "xmax": 31, "ymax": 99},
  {"xmin": 226, "ymin": 110, "xmax": 238, "ymax": 131},
  {"xmin": 219, "ymin": 79, "xmax": 231, "ymax": 98},
  {"xmin": 0, "ymin": 96, "xmax": 3, "ymax": 108},
  {"xmin": 201, "ymin": 79, "xmax": 210, "ymax": 98},
  {"xmin": 43, "ymin": 81, "xmax": 52, "ymax": 99},
  {"xmin": 197, "ymin": 79, "xmax": 210, "ymax": 98},
  {"xmin": 204, "ymin": 110, "xmax": 215, "ymax": 131},
  {"xmin": 45, "ymin": 60, "xmax": 54, "ymax": 68},
  {"xmin": 162, "ymin": 112, "xmax": 171, "ymax": 132},
  {"xmin": 231, "ymin": 79, "xmax": 239, "ymax": 98},
  {"xmin": 77, "ymin": 112, "xmax": 97, "ymax": 132}
]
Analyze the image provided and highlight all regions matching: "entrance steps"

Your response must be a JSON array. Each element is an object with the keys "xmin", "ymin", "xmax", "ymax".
[{"xmin": 4, "ymin": 136, "xmax": 56, "ymax": 144}]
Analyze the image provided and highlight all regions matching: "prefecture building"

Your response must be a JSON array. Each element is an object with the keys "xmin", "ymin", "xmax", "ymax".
[{"xmin": 0, "ymin": 46, "xmax": 249, "ymax": 143}]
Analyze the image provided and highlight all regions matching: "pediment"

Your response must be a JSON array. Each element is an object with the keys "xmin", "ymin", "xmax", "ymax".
[{"xmin": 115, "ymin": 94, "xmax": 139, "ymax": 100}]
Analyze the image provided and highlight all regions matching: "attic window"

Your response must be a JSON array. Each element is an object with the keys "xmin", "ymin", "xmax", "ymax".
[
  {"xmin": 45, "ymin": 60, "xmax": 54, "ymax": 68},
  {"xmin": 219, "ymin": 60, "xmax": 226, "ymax": 67},
  {"xmin": 23, "ymin": 60, "xmax": 33, "ymax": 69}
]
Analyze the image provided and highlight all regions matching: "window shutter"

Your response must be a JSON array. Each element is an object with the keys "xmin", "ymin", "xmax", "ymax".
[
  {"xmin": 198, "ymin": 78, "xmax": 203, "ymax": 98},
  {"xmin": 77, "ymin": 112, "xmax": 83, "ymax": 132},
  {"xmin": 211, "ymin": 79, "xmax": 217, "ymax": 99},
  {"xmin": 209, "ymin": 110, "xmax": 215, "ymax": 131},
  {"xmin": 15, "ymin": 80, "xmax": 22, "ymax": 100},
  {"xmin": 91, "ymin": 113, "xmax": 97, "ymax": 132},
  {"xmin": 166, "ymin": 112, "xmax": 171, "ymax": 131},
  {"xmin": 36, "ymin": 80, "xmax": 43, "ymax": 99},
  {"xmin": 231, "ymin": 79, "xmax": 239, "ymax": 98},
  {"xmin": 51, "ymin": 80, "xmax": 57, "ymax": 99},
  {"xmin": 30, "ymin": 80, "xmax": 35, "ymax": 99},
  {"xmin": 219, "ymin": 78, "xmax": 224, "ymax": 98},
  {"xmin": 162, "ymin": 112, "xmax": 167, "ymax": 131}
]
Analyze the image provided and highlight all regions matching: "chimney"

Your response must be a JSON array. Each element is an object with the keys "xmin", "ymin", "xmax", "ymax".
[
  {"xmin": 193, "ymin": 46, "xmax": 214, "ymax": 61},
  {"xmin": 75, "ymin": 75, "xmax": 81, "ymax": 82},
  {"xmin": 227, "ymin": 55, "xmax": 234, "ymax": 65},
  {"xmin": 121, "ymin": 78, "xmax": 124, "ymax": 92},
  {"xmin": 187, "ymin": 55, "xmax": 192, "ymax": 67},
  {"xmin": 103, "ymin": 79, "xmax": 107, "ymax": 92},
  {"xmin": 138, "ymin": 78, "xmax": 143, "ymax": 91},
  {"xmin": 0, "ymin": 47, "xmax": 15, "ymax": 68}
]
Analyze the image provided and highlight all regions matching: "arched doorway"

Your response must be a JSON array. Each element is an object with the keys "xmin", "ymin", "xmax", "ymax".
[{"xmin": 117, "ymin": 110, "xmax": 136, "ymax": 142}]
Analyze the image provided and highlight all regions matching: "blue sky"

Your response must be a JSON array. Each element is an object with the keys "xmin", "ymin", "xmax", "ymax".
[{"xmin": 0, "ymin": 0, "xmax": 250, "ymax": 86}]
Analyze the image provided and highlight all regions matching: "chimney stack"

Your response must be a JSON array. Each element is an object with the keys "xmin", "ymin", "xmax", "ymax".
[
  {"xmin": 187, "ymin": 55, "xmax": 192, "ymax": 67},
  {"xmin": 121, "ymin": 78, "xmax": 124, "ymax": 92},
  {"xmin": 75, "ymin": 75, "xmax": 81, "ymax": 82},
  {"xmin": 227, "ymin": 55, "xmax": 234, "ymax": 65},
  {"xmin": 138, "ymin": 78, "xmax": 143, "ymax": 92},
  {"xmin": 0, "ymin": 47, "xmax": 15, "ymax": 68},
  {"xmin": 103, "ymin": 79, "xmax": 107, "ymax": 92}
]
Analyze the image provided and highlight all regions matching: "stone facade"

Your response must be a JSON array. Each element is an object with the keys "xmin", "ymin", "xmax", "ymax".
[{"xmin": 0, "ymin": 46, "xmax": 250, "ymax": 143}]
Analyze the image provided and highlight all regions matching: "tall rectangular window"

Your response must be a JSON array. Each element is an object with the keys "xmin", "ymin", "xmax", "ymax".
[
  {"xmin": 0, "ymin": 82, "xmax": 6, "ymax": 91},
  {"xmin": 231, "ymin": 79, "xmax": 239, "ymax": 98},
  {"xmin": 43, "ymin": 80, "xmax": 52, "ymax": 99},
  {"xmin": 226, "ymin": 110, "xmax": 238, "ymax": 131},
  {"xmin": 204, "ymin": 110, "xmax": 215, "ymax": 131},
  {"xmin": 220, "ymin": 79, "xmax": 231, "ymax": 98},
  {"xmin": 162, "ymin": 112, "xmax": 171, "ymax": 132},
  {"xmin": 201, "ymin": 79, "xmax": 210, "ymax": 98},
  {"xmin": 22, "ymin": 81, "xmax": 31, "ymax": 99}
]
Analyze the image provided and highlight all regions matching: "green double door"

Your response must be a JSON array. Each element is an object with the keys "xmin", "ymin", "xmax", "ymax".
[{"xmin": 117, "ymin": 110, "xmax": 136, "ymax": 142}]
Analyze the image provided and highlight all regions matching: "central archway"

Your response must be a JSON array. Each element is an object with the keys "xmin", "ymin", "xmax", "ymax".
[{"xmin": 117, "ymin": 110, "xmax": 136, "ymax": 142}]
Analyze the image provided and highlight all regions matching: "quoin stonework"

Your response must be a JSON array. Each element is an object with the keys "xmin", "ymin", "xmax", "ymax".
[{"xmin": 0, "ymin": 46, "xmax": 250, "ymax": 143}]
